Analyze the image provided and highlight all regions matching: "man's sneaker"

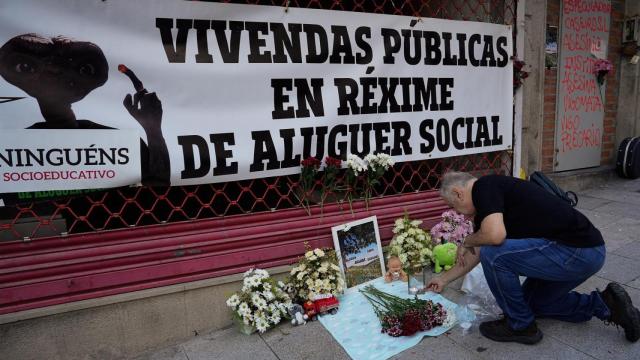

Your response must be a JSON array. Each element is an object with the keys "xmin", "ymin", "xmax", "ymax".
[
  {"xmin": 599, "ymin": 282, "xmax": 640, "ymax": 342},
  {"xmin": 479, "ymin": 317, "xmax": 543, "ymax": 345}
]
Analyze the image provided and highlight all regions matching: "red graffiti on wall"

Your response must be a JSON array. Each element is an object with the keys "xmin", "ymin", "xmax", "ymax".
[
  {"xmin": 558, "ymin": 4, "xmax": 608, "ymax": 155},
  {"xmin": 560, "ymin": 114, "xmax": 602, "ymax": 152}
]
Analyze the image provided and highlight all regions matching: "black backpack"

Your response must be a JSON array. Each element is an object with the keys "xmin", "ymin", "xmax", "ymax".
[
  {"xmin": 616, "ymin": 137, "xmax": 640, "ymax": 179},
  {"xmin": 529, "ymin": 171, "xmax": 578, "ymax": 207}
]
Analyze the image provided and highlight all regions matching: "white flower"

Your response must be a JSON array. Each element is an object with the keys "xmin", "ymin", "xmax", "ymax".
[
  {"xmin": 238, "ymin": 302, "xmax": 249, "ymax": 313},
  {"xmin": 313, "ymin": 248, "xmax": 325, "ymax": 257},
  {"xmin": 262, "ymin": 291, "xmax": 275, "ymax": 301},
  {"xmin": 253, "ymin": 269, "xmax": 269, "ymax": 279},
  {"xmin": 252, "ymin": 294, "xmax": 268, "ymax": 310},
  {"xmin": 296, "ymin": 271, "xmax": 307, "ymax": 280},
  {"xmin": 268, "ymin": 303, "xmax": 278, "ymax": 313},
  {"xmin": 269, "ymin": 313, "xmax": 281, "ymax": 325},
  {"xmin": 410, "ymin": 220, "xmax": 422, "ymax": 226},
  {"xmin": 226, "ymin": 294, "xmax": 240, "ymax": 308},
  {"xmin": 255, "ymin": 317, "xmax": 269, "ymax": 333},
  {"xmin": 443, "ymin": 309, "xmax": 457, "ymax": 327},
  {"xmin": 346, "ymin": 154, "xmax": 366, "ymax": 175},
  {"xmin": 305, "ymin": 251, "xmax": 314, "ymax": 259},
  {"xmin": 364, "ymin": 154, "xmax": 376, "ymax": 164}
]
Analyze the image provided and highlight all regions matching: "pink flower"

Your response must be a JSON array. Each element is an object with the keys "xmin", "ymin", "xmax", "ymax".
[
  {"xmin": 430, "ymin": 210, "xmax": 475, "ymax": 245},
  {"xmin": 593, "ymin": 59, "xmax": 612, "ymax": 73}
]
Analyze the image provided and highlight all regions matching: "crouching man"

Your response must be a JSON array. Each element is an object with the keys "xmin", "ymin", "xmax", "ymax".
[{"xmin": 426, "ymin": 172, "xmax": 640, "ymax": 345}]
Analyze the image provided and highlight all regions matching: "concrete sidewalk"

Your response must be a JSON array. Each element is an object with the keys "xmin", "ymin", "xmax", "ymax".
[{"xmin": 136, "ymin": 177, "xmax": 640, "ymax": 360}]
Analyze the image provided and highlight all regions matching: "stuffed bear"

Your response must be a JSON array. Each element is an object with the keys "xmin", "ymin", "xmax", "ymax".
[{"xmin": 288, "ymin": 304, "xmax": 308, "ymax": 326}]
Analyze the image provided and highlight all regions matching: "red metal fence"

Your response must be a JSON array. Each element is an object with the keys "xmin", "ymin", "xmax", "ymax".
[
  {"xmin": 0, "ymin": 0, "xmax": 516, "ymax": 315},
  {"xmin": 0, "ymin": 152, "xmax": 511, "ymax": 241}
]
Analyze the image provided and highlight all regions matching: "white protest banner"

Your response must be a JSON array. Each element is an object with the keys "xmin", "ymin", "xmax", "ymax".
[{"xmin": 0, "ymin": 0, "xmax": 513, "ymax": 193}]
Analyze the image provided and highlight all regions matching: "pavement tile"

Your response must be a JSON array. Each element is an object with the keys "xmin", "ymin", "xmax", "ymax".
[
  {"xmin": 627, "ymin": 277, "xmax": 640, "ymax": 290},
  {"xmin": 577, "ymin": 275, "xmax": 640, "ymax": 305},
  {"xmin": 603, "ymin": 232, "xmax": 636, "ymax": 253},
  {"xmin": 584, "ymin": 188, "xmax": 640, "ymax": 206},
  {"xmin": 579, "ymin": 210, "xmax": 622, "ymax": 229},
  {"xmin": 261, "ymin": 321, "xmax": 350, "ymax": 360},
  {"xmin": 446, "ymin": 322, "xmax": 593, "ymax": 360},
  {"xmin": 539, "ymin": 318, "xmax": 640, "ymax": 360},
  {"xmin": 597, "ymin": 254, "xmax": 640, "ymax": 285},
  {"xmin": 131, "ymin": 345, "xmax": 188, "ymax": 360},
  {"xmin": 181, "ymin": 327, "xmax": 278, "ymax": 360},
  {"xmin": 600, "ymin": 217, "xmax": 640, "ymax": 246},
  {"xmin": 591, "ymin": 202, "xmax": 640, "ymax": 220},
  {"xmin": 576, "ymin": 195, "xmax": 613, "ymax": 211},
  {"xmin": 392, "ymin": 335, "xmax": 479, "ymax": 360},
  {"xmin": 597, "ymin": 178, "xmax": 640, "ymax": 192},
  {"xmin": 612, "ymin": 241, "xmax": 640, "ymax": 260}
]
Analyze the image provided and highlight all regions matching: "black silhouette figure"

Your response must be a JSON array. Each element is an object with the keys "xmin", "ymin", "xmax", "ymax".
[{"xmin": 0, "ymin": 34, "xmax": 170, "ymax": 185}]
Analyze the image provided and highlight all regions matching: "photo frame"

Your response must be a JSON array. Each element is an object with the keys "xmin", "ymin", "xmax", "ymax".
[
  {"xmin": 331, "ymin": 216, "xmax": 385, "ymax": 289},
  {"xmin": 623, "ymin": 17, "xmax": 638, "ymax": 43},
  {"xmin": 545, "ymin": 25, "xmax": 558, "ymax": 69}
]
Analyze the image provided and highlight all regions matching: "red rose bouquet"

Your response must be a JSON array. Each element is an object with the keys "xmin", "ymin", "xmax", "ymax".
[{"xmin": 359, "ymin": 285, "xmax": 448, "ymax": 337}]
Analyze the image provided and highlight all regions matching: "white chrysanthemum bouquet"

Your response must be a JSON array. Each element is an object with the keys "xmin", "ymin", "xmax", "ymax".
[
  {"xmin": 226, "ymin": 268, "xmax": 291, "ymax": 333},
  {"xmin": 288, "ymin": 248, "xmax": 345, "ymax": 302},
  {"xmin": 345, "ymin": 153, "xmax": 395, "ymax": 209},
  {"xmin": 388, "ymin": 213, "xmax": 434, "ymax": 270}
]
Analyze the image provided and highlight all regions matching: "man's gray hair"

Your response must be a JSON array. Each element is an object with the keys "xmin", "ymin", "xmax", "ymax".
[{"xmin": 440, "ymin": 171, "xmax": 476, "ymax": 201}]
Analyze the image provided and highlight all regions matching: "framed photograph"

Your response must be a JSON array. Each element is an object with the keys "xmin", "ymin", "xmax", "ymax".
[
  {"xmin": 331, "ymin": 216, "xmax": 385, "ymax": 289},
  {"xmin": 623, "ymin": 17, "xmax": 638, "ymax": 43},
  {"xmin": 545, "ymin": 25, "xmax": 558, "ymax": 69}
]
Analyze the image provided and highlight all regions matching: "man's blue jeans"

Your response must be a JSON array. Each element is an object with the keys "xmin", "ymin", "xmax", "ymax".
[{"xmin": 479, "ymin": 238, "xmax": 610, "ymax": 330}]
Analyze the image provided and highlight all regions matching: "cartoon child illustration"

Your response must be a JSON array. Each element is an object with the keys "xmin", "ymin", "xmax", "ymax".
[{"xmin": 0, "ymin": 33, "xmax": 170, "ymax": 186}]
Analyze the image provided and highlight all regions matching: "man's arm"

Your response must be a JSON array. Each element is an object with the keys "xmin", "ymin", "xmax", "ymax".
[
  {"xmin": 439, "ymin": 247, "xmax": 481, "ymax": 283},
  {"xmin": 463, "ymin": 213, "xmax": 507, "ymax": 247}
]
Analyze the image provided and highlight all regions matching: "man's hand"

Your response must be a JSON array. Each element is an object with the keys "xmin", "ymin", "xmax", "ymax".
[{"xmin": 426, "ymin": 277, "xmax": 447, "ymax": 293}]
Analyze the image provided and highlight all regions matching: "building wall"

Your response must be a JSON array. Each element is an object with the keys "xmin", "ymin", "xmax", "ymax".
[
  {"xmin": 616, "ymin": 0, "xmax": 640, "ymax": 146},
  {"xmin": 541, "ymin": 0, "xmax": 625, "ymax": 173},
  {"xmin": 521, "ymin": 0, "xmax": 547, "ymax": 176},
  {"xmin": 0, "ymin": 267, "xmax": 288, "ymax": 360}
]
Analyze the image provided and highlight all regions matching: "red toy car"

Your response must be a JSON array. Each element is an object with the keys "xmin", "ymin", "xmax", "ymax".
[{"xmin": 303, "ymin": 294, "xmax": 339, "ymax": 321}]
